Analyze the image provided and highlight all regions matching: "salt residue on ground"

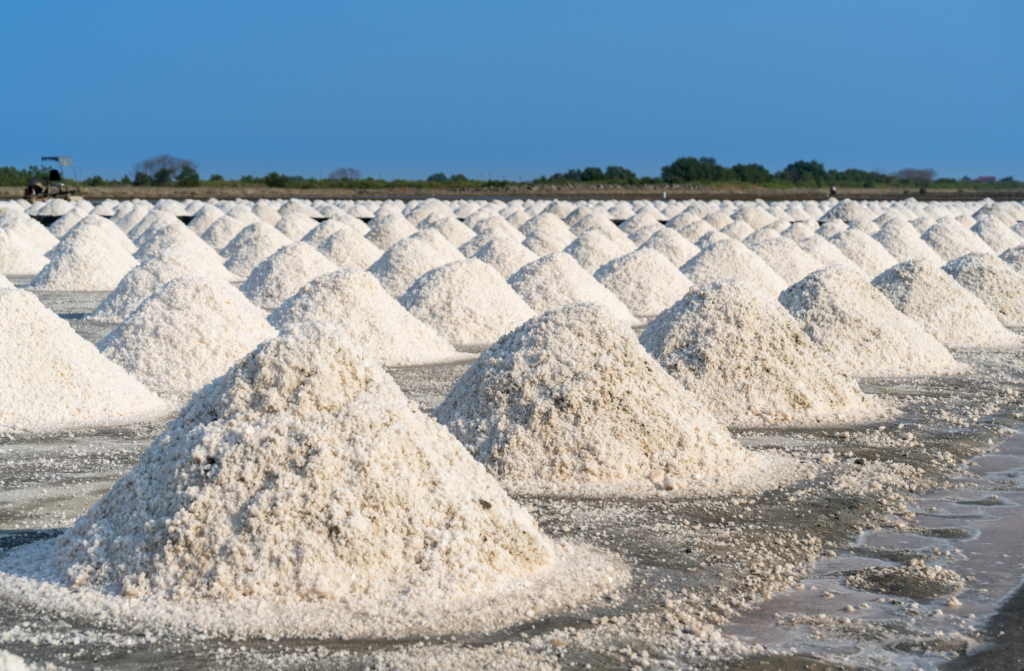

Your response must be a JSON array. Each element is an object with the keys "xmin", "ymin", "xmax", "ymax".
[
  {"xmin": 780, "ymin": 266, "xmax": 962, "ymax": 377},
  {"xmin": 0, "ymin": 289, "xmax": 169, "ymax": 429},
  {"xmin": 0, "ymin": 322, "xmax": 623, "ymax": 639},
  {"xmin": 267, "ymin": 270, "xmax": 464, "ymax": 365},
  {"xmin": 942, "ymin": 253, "xmax": 1024, "ymax": 326},
  {"xmin": 239, "ymin": 243, "xmax": 340, "ymax": 309},
  {"xmin": 641, "ymin": 281, "xmax": 880, "ymax": 425},
  {"xmin": 508, "ymin": 253, "xmax": 637, "ymax": 324}
]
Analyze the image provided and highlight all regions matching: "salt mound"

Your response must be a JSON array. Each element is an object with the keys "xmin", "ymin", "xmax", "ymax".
[
  {"xmin": 420, "ymin": 216, "xmax": 475, "ymax": 247},
  {"xmin": 594, "ymin": 248, "xmax": 692, "ymax": 316},
  {"xmin": 0, "ymin": 228, "xmax": 49, "ymax": 274},
  {"xmin": 828, "ymin": 229, "xmax": 897, "ymax": 278},
  {"xmin": 0, "ymin": 275, "xmax": 12, "ymax": 290},
  {"xmin": 681, "ymin": 239, "xmax": 788, "ymax": 296},
  {"xmin": 369, "ymin": 232, "xmax": 456, "ymax": 297},
  {"xmin": 873, "ymin": 220, "xmax": 944, "ymax": 264},
  {"xmin": 128, "ymin": 211, "xmax": 182, "ymax": 243},
  {"xmin": 317, "ymin": 227, "xmax": 383, "ymax": 269},
  {"xmin": 542, "ymin": 200, "xmax": 575, "ymax": 219},
  {"xmin": 999, "ymin": 246, "xmax": 1024, "ymax": 275},
  {"xmin": 65, "ymin": 215, "xmax": 137, "ymax": 255},
  {"xmin": 34, "ymin": 199, "xmax": 75, "ymax": 217},
  {"xmin": 222, "ymin": 222, "xmax": 292, "ymax": 278},
  {"xmin": 780, "ymin": 222, "xmax": 817, "ymax": 241},
  {"xmin": 638, "ymin": 228, "xmax": 700, "ymax": 266},
  {"xmin": 780, "ymin": 266, "xmax": 960, "ymax": 376},
  {"xmin": 186, "ymin": 204, "xmax": 226, "ymax": 235},
  {"xmin": 366, "ymin": 213, "xmax": 417, "ymax": 250},
  {"xmin": 519, "ymin": 213, "xmax": 572, "ymax": 238},
  {"xmin": 797, "ymin": 235, "xmax": 865, "ymax": 277},
  {"xmin": 872, "ymin": 259, "xmax": 1020, "ymax": 348},
  {"xmin": 200, "ymin": 216, "xmax": 248, "ymax": 251},
  {"xmin": 239, "ymin": 243, "xmax": 339, "ymax": 309},
  {"xmin": 565, "ymin": 229, "xmax": 628, "ymax": 273},
  {"xmin": 847, "ymin": 218, "xmax": 879, "ymax": 235},
  {"xmin": 472, "ymin": 236, "xmax": 539, "ymax": 278},
  {"xmin": 641, "ymin": 281, "xmax": 877, "ymax": 424},
  {"xmin": 817, "ymin": 221, "xmax": 848, "ymax": 238},
  {"xmin": 0, "ymin": 321, "xmax": 621, "ymax": 639},
  {"xmin": 748, "ymin": 237, "xmax": 823, "ymax": 285},
  {"xmin": 0, "ymin": 214, "xmax": 58, "ymax": 254},
  {"xmin": 134, "ymin": 226, "xmax": 239, "ymax": 283},
  {"xmin": 697, "ymin": 230, "xmax": 730, "ymax": 248},
  {"xmin": 620, "ymin": 212, "xmax": 661, "ymax": 235},
  {"xmin": 302, "ymin": 215, "xmax": 366, "ymax": 246},
  {"xmin": 0, "ymin": 289, "xmax": 169, "ymax": 429},
  {"xmin": 971, "ymin": 219, "xmax": 1024, "ymax": 255},
  {"xmin": 821, "ymin": 199, "xmax": 870, "ymax": 223},
  {"xmin": 508, "ymin": 253, "xmax": 637, "ymax": 324},
  {"xmin": 435, "ymin": 302, "xmax": 762, "ymax": 487},
  {"xmin": 98, "ymin": 276, "xmax": 276, "ymax": 399},
  {"xmin": 569, "ymin": 214, "xmax": 634, "ymax": 250},
  {"xmin": 277, "ymin": 199, "xmax": 323, "ymax": 219},
  {"xmin": 523, "ymin": 226, "xmax": 576, "ymax": 256},
  {"xmin": 275, "ymin": 213, "xmax": 320, "ymax": 241},
  {"xmin": 943, "ymin": 253, "xmax": 1024, "ymax": 326},
  {"xmin": 48, "ymin": 208, "xmax": 86, "ymax": 237},
  {"xmin": 472, "ymin": 216, "xmax": 526, "ymax": 244},
  {"xmin": 721, "ymin": 220, "xmax": 754, "ymax": 240},
  {"xmin": 29, "ymin": 226, "xmax": 139, "ymax": 291},
  {"xmin": 626, "ymin": 224, "xmax": 662, "ymax": 246},
  {"xmin": 922, "ymin": 222, "xmax": 994, "ymax": 262},
  {"xmin": 673, "ymin": 220, "xmax": 715, "ymax": 242},
  {"xmin": 87, "ymin": 253, "xmax": 205, "ymax": 322}
]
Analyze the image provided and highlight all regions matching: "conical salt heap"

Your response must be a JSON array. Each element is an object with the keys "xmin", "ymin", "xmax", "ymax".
[
  {"xmin": 369, "ymin": 231, "xmax": 460, "ymax": 297},
  {"xmin": 594, "ymin": 248, "xmax": 692, "ymax": 316},
  {"xmin": 317, "ymin": 227, "xmax": 384, "ymax": 269},
  {"xmin": 748, "ymin": 237, "xmax": 824, "ymax": 285},
  {"xmin": 29, "ymin": 225, "xmax": 139, "ymax": 291},
  {"xmin": 681, "ymin": 239, "xmax": 788, "ymax": 297},
  {"xmin": 400, "ymin": 259, "xmax": 536, "ymax": 348},
  {"xmin": 564, "ymin": 230, "xmax": 629, "ymax": 274},
  {"xmin": 943, "ymin": 253, "xmax": 1024, "ymax": 327},
  {"xmin": 828, "ymin": 230, "xmax": 897, "ymax": 277},
  {"xmin": 921, "ymin": 222, "xmax": 994, "ymax": 262},
  {"xmin": 872, "ymin": 220, "xmax": 944, "ymax": 265},
  {"xmin": 86, "ymin": 251, "xmax": 202, "ymax": 322},
  {"xmin": 240, "ymin": 243, "xmax": 340, "ymax": 309},
  {"xmin": 508, "ymin": 253, "xmax": 637, "ymax": 324},
  {"xmin": 872, "ymin": 259, "xmax": 1020, "ymax": 348},
  {"xmin": 97, "ymin": 276, "xmax": 277, "ymax": 399},
  {"xmin": 0, "ymin": 289, "xmax": 169, "ymax": 429},
  {"xmin": 970, "ymin": 219, "xmax": 1023, "ymax": 255},
  {"xmin": 780, "ymin": 266, "xmax": 961, "ymax": 377},
  {"xmin": 472, "ymin": 236, "xmax": 539, "ymax": 278},
  {"xmin": 640, "ymin": 281, "xmax": 879, "ymax": 425},
  {"xmin": 222, "ymin": 222, "xmax": 293, "ymax": 278},
  {"xmin": 435, "ymin": 302, "xmax": 762, "ymax": 487},
  {"xmin": 0, "ymin": 227, "xmax": 49, "ymax": 274},
  {"xmin": 522, "ymin": 226, "xmax": 577, "ymax": 256},
  {"xmin": 267, "ymin": 270, "xmax": 462, "ymax": 365},
  {"xmin": 638, "ymin": 228, "xmax": 700, "ymax": 266},
  {"xmin": 3, "ymin": 322, "xmax": 617, "ymax": 638}
]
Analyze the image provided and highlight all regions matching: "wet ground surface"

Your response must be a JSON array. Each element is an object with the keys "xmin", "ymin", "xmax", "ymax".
[{"xmin": 0, "ymin": 291, "xmax": 1022, "ymax": 669}]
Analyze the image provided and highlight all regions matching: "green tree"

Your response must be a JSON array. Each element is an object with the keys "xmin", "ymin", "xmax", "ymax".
[
  {"xmin": 661, "ymin": 157, "xmax": 733, "ymax": 183},
  {"xmin": 176, "ymin": 165, "xmax": 200, "ymax": 187},
  {"xmin": 264, "ymin": 172, "xmax": 288, "ymax": 187},
  {"xmin": 731, "ymin": 163, "xmax": 771, "ymax": 184}
]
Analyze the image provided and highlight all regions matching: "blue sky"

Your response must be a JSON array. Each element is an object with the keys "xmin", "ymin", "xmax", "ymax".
[{"xmin": 4, "ymin": 1, "xmax": 1021, "ymax": 181}]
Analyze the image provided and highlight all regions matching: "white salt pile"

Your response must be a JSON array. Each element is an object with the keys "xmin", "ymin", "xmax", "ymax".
[
  {"xmin": 638, "ymin": 228, "xmax": 700, "ymax": 266},
  {"xmin": 0, "ymin": 274, "xmax": 13, "ymax": 290},
  {"xmin": 820, "ymin": 199, "xmax": 870, "ymax": 223},
  {"xmin": 922, "ymin": 221, "xmax": 994, "ymax": 262},
  {"xmin": 673, "ymin": 220, "xmax": 716, "ymax": 242},
  {"xmin": 748, "ymin": 237, "xmax": 823, "ymax": 285},
  {"xmin": 29, "ymin": 226, "xmax": 139, "ymax": 291},
  {"xmin": 239, "ymin": 243, "xmax": 340, "ymax": 309},
  {"xmin": 640, "ymin": 281, "xmax": 878, "ymax": 425},
  {"xmin": 627, "ymin": 224, "xmax": 663, "ymax": 246},
  {"xmin": 134, "ymin": 225, "xmax": 239, "ymax": 283},
  {"xmin": 780, "ymin": 222, "xmax": 818, "ymax": 241},
  {"xmin": 419, "ymin": 216, "xmax": 475, "ymax": 247},
  {"xmin": 797, "ymin": 235, "xmax": 866, "ymax": 277},
  {"xmin": 0, "ymin": 289, "xmax": 169, "ymax": 429},
  {"xmin": 128, "ymin": 210, "xmax": 183, "ymax": 243},
  {"xmin": 872, "ymin": 259, "xmax": 1021, "ymax": 348},
  {"xmin": 697, "ymin": 230, "xmax": 730, "ymax": 248},
  {"xmin": 275, "ymin": 213, "xmax": 320, "ymax": 241},
  {"xmin": 472, "ymin": 236, "xmax": 539, "ymax": 278},
  {"xmin": 779, "ymin": 266, "xmax": 960, "ymax": 377},
  {"xmin": 47, "ymin": 208, "xmax": 87, "ymax": 237},
  {"xmin": 0, "ymin": 649, "xmax": 26, "ymax": 671},
  {"xmin": 301, "ymin": 215, "xmax": 367, "ymax": 246},
  {"xmin": 619, "ymin": 212, "xmax": 661, "ymax": 236},
  {"xmin": 201, "ymin": 216, "xmax": 248, "ymax": 251},
  {"xmin": 366, "ymin": 212, "xmax": 418, "ymax": 250},
  {"xmin": 0, "ymin": 322, "xmax": 619, "ymax": 638},
  {"xmin": 943, "ymin": 253, "xmax": 1024, "ymax": 326},
  {"xmin": 267, "ymin": 270, "xmax": 462, "ymax": 365},
  {"xmin": 87, "ymin": 253, "xmax": 201, "ymax": 322},
  {"xmin": 508, "ymin": 253, "xmax": 637, "ymax": 324},
  {"xmin": 971, "ymin": 219, "xmax": 1023, "ymax": 255},
  {"xmin": 186, "ymin": 204, "xmax": 226, "ymax": 235},
  {"xmin": 873, "ymin": 220, "xmax": 945, "ymax": 264},
  {"xmin": 277, "ymin": 199, "xmax": 323, "ymax": 219},
  {"xmin": 369, "ymin": 232, "xmax": 458, "ymax": 297},
  {"xmin": 569, "ymin": 214, "xmax": 634, "ymax": 249},
  {"xmin": 593, "ymin": 248, "xmax": 692, "ymax": 316},
  {"xmin": 721, "ymin": 219, "xmax": 755, "ymax": 240},
  {"xmin": 400, "ymin": 259, "xmax": 536, "ymax": 348},
  {"xmin": 472, "ymin": 216, "xmax": 526, "ymax": 244},
  {"xmin": 435, "ymin": 302, "xmax": 768, "ymax": 490},
  {"xmin": 519, "ymin": 213, "xmax": 573, "ymax": 238},
  {"xmin": 222, "ymin": 222, "xmax": 293, "ymax": 278},
  {"xmin": 317, "ymin": 227, "xmax": 384, "ymax": 269},
  {"xmin": 1000, "ymin": 246, "xmax": 1024, "ymax": 275},
  {"xmin": 0, "ymin": 227, "xmax": 49, "ymax": 274},
  {"xmin": 828, "ymin": 230, "xmax": 897, "ymax": 277},
  {"xmin": 67, "ymin": 215, "xmax": 138, "ymax": 255},
  {"xmin": 459, "ymin": 231, "xmax": 508, "ymax": 257},
  {"xmin": 681, "ymin": 239, "xmax": 788, "ymax": 296},
  {"xmin": 522, "ymin": 226, "xmax": 577, "ymax": 256},
  {"xmin": 98, "ymin": 276, "xmax": 276, "ymax": 400},
  {"xmin": 564, "ymin": 230, "xmax": 629, "ymax": 274}
]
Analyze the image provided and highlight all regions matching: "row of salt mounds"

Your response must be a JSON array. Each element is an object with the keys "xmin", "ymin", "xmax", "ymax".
[
  {"xmin": 301, "ymin": 213, "xmax": 370, "ymax": 246},
  {"xmin": 221, "ymin": 222, "xmax": 293, "ymax": 278},
  {"xmin": 0, "ymin": 289, "xmax": 169, "ymax": 429},
  {"xmin": 680, "ymin": 239, "xmax": 788, "ymax": 296},
  {"xmin": 508, "ymin": 253, "xmax": 637, "ymax": 324},
  {"xmin": 640, "ymin": 282, "xmax": 879, "ymax": 425},
  {"xmin": 943, "ymin": 253, "xmax": 1024, "ymax": 327},
  {"xmin": 97, "ymin": 276, "xmax": 277, "ymax": 400},
  {"xmin": 29, "ymin": 224, "xmax": 139, "ymax": 291},
  {"xmin": 369, "ymin": 230, "xmax": 462, "ymax": 297},
  {"xmin": 779, "ymin": 266, "xmax": 961, "ymax": 377},
  {"xmin": 268, "ymin": 270, "xmax": 463, "ymax": 365},
  {"xmin": 400, "ymin": 259, "xmax": 536, "ymax": 348},
  {"xmin": 593, "ymin": 248, "xmax": 692, "ymax": 317},
  {"xmin": 240, "ymin": 243, "xmax": 339, "ymax": 309},
  {"xmin": 435, "ymin": 303, "xmax": 776, "ymax": 493},
  {"xmin": 0, "ymin": 211, "xmax": 58, "ymax": 256},
  {"xmin": 872, "ymin": 259, "xmax": 1021, "ymax": 348},
  {"xmin": 0, "ymin": 322, "xmax": 622, "ymax": 639}
]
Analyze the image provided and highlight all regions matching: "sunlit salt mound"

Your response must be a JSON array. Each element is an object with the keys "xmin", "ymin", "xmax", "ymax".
[
  {"xmin": 399, "ymin": 259, "xmax": 536, "ymax": 348},
  {"xmin": 970, "ymin": 219, "xmax": 1024, "ymax": 255},
  {"xmin": 222, "ymin": 222, "xmax": 292, "ymax": 278},
  {"xmin": 267, "ymin": 270, "xmax": 461, "ymax": 365},
  {"xmin": 275, "ymin": 213, "xmax": 320, "ymax": 241},
  {"xmin": 637, "ymin": 228, "xmax": 700, "ymax": 267},
  {"xmin": 1000, "ymin": 245, "xmax": 1024, "ymax": 275},
  {"xmin": 369, "ymin": 231, "xmax": 459, "ymax": 297},
  {"xmin": 239, "ymin": 243, "xmax": 340, "ymax": 309},
  {"xmin": 828, "ymin": 230, "xmax": 897, "ymax": 277},
  {"xmin": 435, "ymin": 302, "xmax": 760, "ymax": 487},
  {"xmin": 640, "ymin": 281, "xmax": 878, "ymax": 425},
  {"xmin": 872, "ymin": 220, "xmax": 944, "ymax": 264},
  {"xmin": 680, "ymin": 239, "xmax": 788, "ymax": 297},
  {"xmin": 522, "ymin": 226, "xmax": 576, "ymax": 256},
  {"xmin": 779, "ymin": 266, "xmax": 960, "ymax": 377},
  {"xmin": 185, "ymin": 204, "xmax": 226, "ymax": 235},
  {"xmin": 0, "ymin": 212, "xmax": 59, "ymax": 255},
  {"xmin": 301, "ymin": 214, "xmax": 368, "ymax": 246},
  {"xmin": 942, "ymin": 253, "xmax": 1024, "ymax": 327},
  {"xmin": 471, "ymin": 215, "xmax": 526, "ymax": 244},
  {"xmin": 134, "ymin": 225, "xmax": 240, "ymax": 283},
  {"xmin": 97, "ymin": 276, "xmax": 276, "ymax": 400},
  {"xmin": 569, "ymin": 214, "xmax": 635, "ymax": 250},
  {"xmin": 0, "ymin": 227, "xmax": 49, "ymax": 274},
  {"xmin": 593, "ymin": 248, "xmax": 692, "ymax": 317},
  {"xmin": 820, "ymin": 199, "xmax": 870, "ymax": 223},
  {"xmin": 65, "ymin": 215, "xmax": 138, "ymax": 255},
  {"xmin": 0, "ymin": 289, "xmax": 169, "ymax": 429},
  {"xmin": 3, "ymin": 322, "xmax": 618, "ymax": 639},
  {"xmin": 317, "ymin": 227, "xmax": 384, "ymax": 269},
  {"xmin": 871, "ymin": 259, "xmax": 1021, "ymax": 348},
  {"xmin": 519, "ymin": 212, "xmax": 573, "ymax": 238},
  {"xmin": 29, "ymin": 226, "xmax": 139, "ymax": 291},
  {"xmin": 747, "ymin": 237, "xmax": 824, "ymax": 285},
  {"xmin": 508, "ymin": 253, "xmax": 636, "ymax": 324},
  {"xmin": 366, "ymin": 212, "xmax": 417, "ymax": 250},
  {"xmin": 199, "ymin": 215, "xmax": 249, "ymax": 252},
  {"xmin": 921, "ymin": 221, "xmax": 994, "ymax": 262},
  {"xmin": 0, "ymin": 274, "xmax": 13, "ymax": 290},
  {"xmin": 472, "ymin": 236, "xmax": 539, "ymax": 278},
  {"xmin": 419, "ymin": 216, "xmax": 475, "ymax": 247},
  {"xmin": 564, "ymin": 229, "xmax": 629, "ymax": 274},
  {"xmin": 86, "ymin": 253, "xmax": 201, "ymax": 322}
]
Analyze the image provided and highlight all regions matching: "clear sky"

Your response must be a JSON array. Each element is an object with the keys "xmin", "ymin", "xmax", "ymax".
[{"xmin": 4, "ymin": 0, "xmax": 1021, "ymax": 182}]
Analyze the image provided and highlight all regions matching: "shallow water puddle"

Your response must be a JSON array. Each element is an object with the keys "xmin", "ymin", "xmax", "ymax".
[{"xmin": 722, "ymin": 433, "xmax": 1024, "ymax": 669}]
